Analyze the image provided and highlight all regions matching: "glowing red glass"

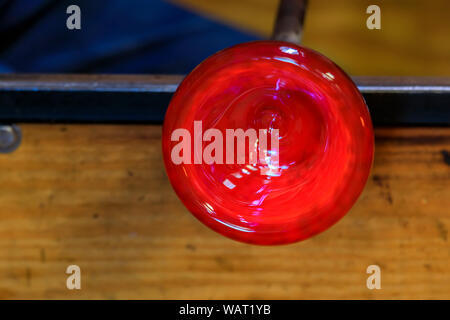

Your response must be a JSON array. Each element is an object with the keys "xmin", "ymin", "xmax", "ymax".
[{"xmin": 162, "ymin": 41, "xmax": 374, "ymax": 245}]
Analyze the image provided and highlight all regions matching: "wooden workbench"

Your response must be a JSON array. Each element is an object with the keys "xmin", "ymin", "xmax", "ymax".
[{"xmin": 0, "ymin": 125, "xmax": 448, "ymax": 299}]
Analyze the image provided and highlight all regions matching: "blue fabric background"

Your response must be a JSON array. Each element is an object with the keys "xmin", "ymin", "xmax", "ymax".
[{"xmin": 0, "ymin": 0, "xmax": 259, "ymax": 73}]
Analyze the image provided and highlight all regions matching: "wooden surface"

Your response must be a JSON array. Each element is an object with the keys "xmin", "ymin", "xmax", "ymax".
[
  {"xmin": 172, "ymin": 0, "xmax": 450, "ymax": 76},
  {"xmin": 0, "ymin": 124, "xmax": 448, "ymax": 299}
]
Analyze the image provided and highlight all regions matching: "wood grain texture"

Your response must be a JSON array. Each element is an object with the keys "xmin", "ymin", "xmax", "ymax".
[
  {"xmin": 171, "ymin": 0, "xmax": 450, "ymax": 76},
  {"xmin": 0, "ymin": 124, "xmax": 448, "ymax": 299}
]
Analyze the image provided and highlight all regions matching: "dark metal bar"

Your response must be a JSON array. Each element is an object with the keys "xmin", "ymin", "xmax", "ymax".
[
  {"xmin": 353, "ymin": 76, "xmax": 450, "ymax": 93},
  {"xmin": 272, "ymin": 0, "xmax": 308, "ymax": 44},
  {"xmin": 0, "ymin": 74, "xmax": 183, "ymax": 92},
  {"xmin": 0, "ymin": 74, "xmax": 448, "ymax": 126}
]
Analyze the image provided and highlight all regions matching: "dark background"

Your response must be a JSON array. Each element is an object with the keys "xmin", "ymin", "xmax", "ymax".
[
  {"xmin": 0, "ymin": 0, "xmax": 257, "ymax": 74},
  {"xmin": 0, "ymin": 0, "xmax": 448, "ymax": 76}
]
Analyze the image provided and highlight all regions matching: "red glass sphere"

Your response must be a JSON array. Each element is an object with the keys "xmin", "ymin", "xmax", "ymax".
[{"xmin": 162, "ymin": 41, "xmax": 374, "ymax": 245}]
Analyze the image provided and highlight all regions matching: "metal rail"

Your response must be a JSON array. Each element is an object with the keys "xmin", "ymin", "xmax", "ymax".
[
  {"xmin": 0, "ymin": 74, "xmax": 448, "ymax": 126},
  {"xmin": 272, "ymin": 0, "xmax": 308, "ymax": 44}
]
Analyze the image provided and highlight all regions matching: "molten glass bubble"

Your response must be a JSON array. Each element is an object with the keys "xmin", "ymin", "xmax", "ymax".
[{"xmin": 162, "ymin": 41, "xmax": 374, "ymax": 245}]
